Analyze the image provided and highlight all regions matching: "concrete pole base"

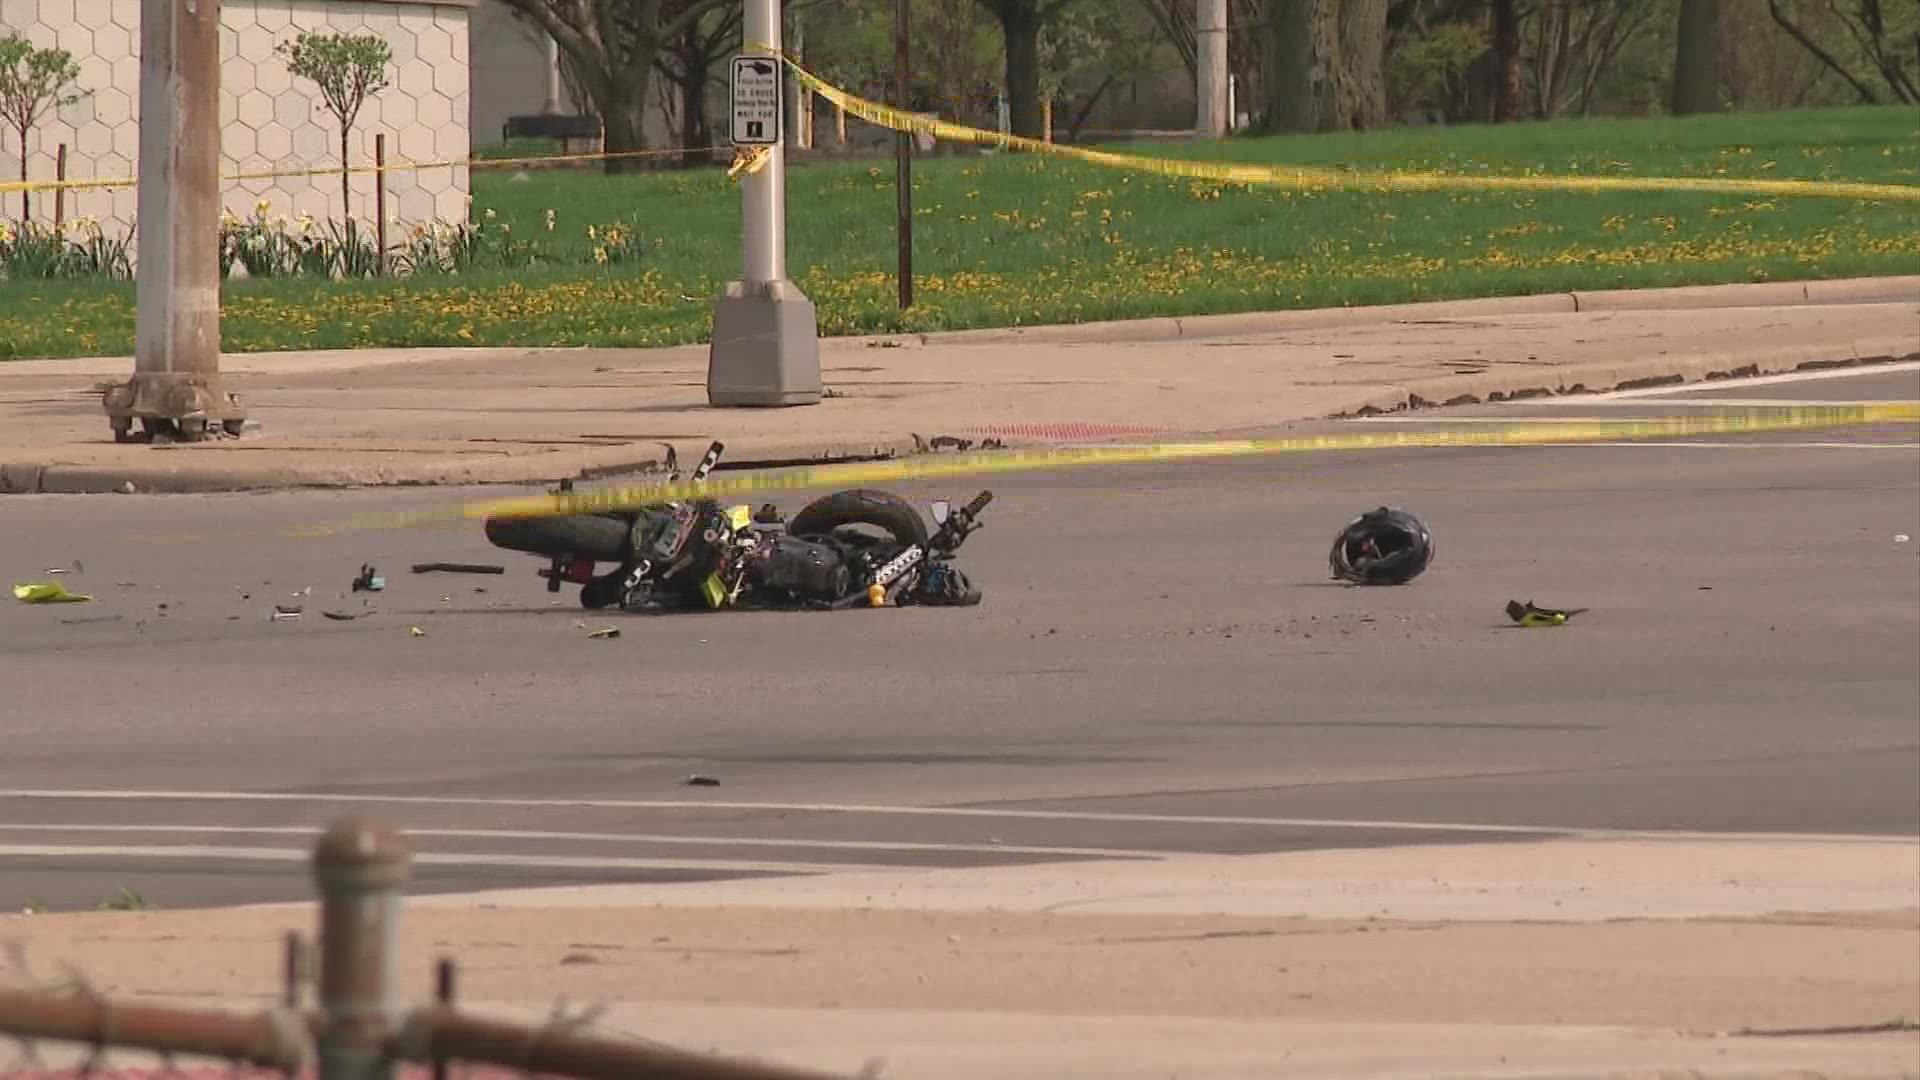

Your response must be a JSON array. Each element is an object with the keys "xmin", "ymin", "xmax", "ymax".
[
  {"xmin": 706, "ymin": 280, "xmax": 823, "ymax": 407},
  {"xmin": 102, "ymin": 372, "xmax": 246, "ymax": 443}
]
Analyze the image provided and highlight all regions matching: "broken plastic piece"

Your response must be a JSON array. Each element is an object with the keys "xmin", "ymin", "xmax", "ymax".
[
  {"xmin": 685, "ymin": 775, "xmax": 721, "ymax": 787},
  {"xmin": 409, "ymin": 625, "xmax": 427, "ymax": 637},
  {"xmin": 13, "ymin": 582, "xmax": 93, "ymax": 604},
  {"xmin": 352, "ymin": 565, "xmax": 386, "ymax": 593},
  {"xmin": 272, "ymin": 605, "xmax": 303, "ymax": 621},
  {"xmin": 411, "ymin": 563, "xmax": 506, "ymax": 575},
  {"xmin": 1506, "ymin": 600, "xmax": 1588, "ymax": 627},
  {"xmin": 321, "ymin": 610, "xmax": 364, "ymax": 621},
  {"xmin": 588, "ymin": 627, "xmax": 621, "ymax": 639}
]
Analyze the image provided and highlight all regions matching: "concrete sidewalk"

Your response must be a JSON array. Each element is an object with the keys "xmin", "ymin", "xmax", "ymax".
[
  {"xmin": 4, "ymin": 836, "xmax": 1915, "ymax": 1078},
  {"xmin": 0, "ymin": 276, "xmax": 1915, "ymax": 495}
]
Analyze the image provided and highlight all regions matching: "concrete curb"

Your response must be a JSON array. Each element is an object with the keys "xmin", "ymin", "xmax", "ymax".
[{"xmin": 900, "ymin": 276, "xmax": 1920, "ymax": 348}]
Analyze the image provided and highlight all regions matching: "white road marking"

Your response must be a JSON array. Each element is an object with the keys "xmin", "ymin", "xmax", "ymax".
[
  {"xmin": 1477, "ymin": 398, "xmax": 1919, "ymax": 410},
  {"xmin": 0, "ymin": 843, "xmax": 897, "ymax": 876},
  {"xmin": 1351, "ymin": 403, "xmax": 1918, "ymax": 420},
  {"xmin": 1577, "ymin": 360, "xmax": 1920, "ymax": 401},
  {"xmin": 0, "ymin": 823, "xmax": 1169, "ymax": 861},
  {"xmin": 0, "ymin": 789, "xmax": 1901, "ymax": 844}
]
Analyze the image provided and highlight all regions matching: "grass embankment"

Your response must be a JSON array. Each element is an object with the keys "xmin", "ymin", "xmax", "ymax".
[{"xmin": 1, "ymin": 104, "xmax": 1915, "ymax": 359}]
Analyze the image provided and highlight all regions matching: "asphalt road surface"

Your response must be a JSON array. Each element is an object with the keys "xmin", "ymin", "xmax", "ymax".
[{"xmin": 2, "ymin": 365, "xmax": 1915, "ymax": 913}]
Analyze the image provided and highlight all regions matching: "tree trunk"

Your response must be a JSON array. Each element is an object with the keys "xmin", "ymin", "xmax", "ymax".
[
  {"xmin": 1257, "ymin": 0, "xmax": 1333, "ymax": 133},
  {"xmin": 1256, "ymin": 0, "xmax": 1384, "ymax": 133},
  {"xmin": 997, "ymin": 6, "xmax": 1046, "ymax": 139},
  {"xmin": 17, "ymin": 129, "xmax": 28, "ymax": 224},
  {"xmin": 678, "ymin": 61, "xmax": 712, "ymax": 167},
  {"xmin": 1671, "ymin": 0, "xmax": 1721, "ymax": 114},
  {"xmin": 1325, "ymin": 0, "xmax": 1387, "ymax": 130},
  {"xmin": 340, "ymin": 128, "xmax": 352, "ymax": 223},
  {"xmin": 596, "ymin": 68, "xmax": 655, "ymax": 175},
  {"xmin": 1490, "ymin": 0, "xmax": 1523, "ymax": 122}
]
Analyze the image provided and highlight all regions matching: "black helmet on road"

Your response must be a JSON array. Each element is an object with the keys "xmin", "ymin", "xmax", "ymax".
[{"xmin": 1329, "ymin": 506, "xmax": 1434, "ymax": 586}]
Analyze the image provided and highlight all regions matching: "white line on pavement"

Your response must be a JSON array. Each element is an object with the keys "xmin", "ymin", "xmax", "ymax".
[
  {"xmin": 1577, "ymin": 360, "xmax": 1920, "ymax": 400},
  {"xmin": 0, "ymin": 843, "xmax": 897, "ymax": 876},
  {"xmin": 1350, "ymin": 405, "xmax": 1917, "ymax": 420},
  {"xmin": 0, "ymin": 789, "xmax": 1902, "ymax": 844},
  {"xmin": 0, "ymin": 823, "xmax": 1169, "ymax": 861}
]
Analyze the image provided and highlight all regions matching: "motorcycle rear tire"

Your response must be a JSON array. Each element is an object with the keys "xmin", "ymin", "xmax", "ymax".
[
  {"xmin": 483, "ymin": 513, "xmax": 632, "ymax": 562},
  {"xmin": 788, "ymin": 489, "xmax": 929, "ymax": 549}
]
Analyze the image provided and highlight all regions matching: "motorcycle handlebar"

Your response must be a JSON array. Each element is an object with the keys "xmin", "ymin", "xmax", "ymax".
[{"xmin": 963, "ymin": 491, "xmax": 994, "ymax": 518}]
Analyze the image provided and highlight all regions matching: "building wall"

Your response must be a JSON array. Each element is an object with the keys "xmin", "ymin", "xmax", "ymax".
[
  {"xmin": 0, "ymin": 0, "xmax": 472, "ymax": 240},
  {"xmin": 468, "ymin": 0, "xmax": 554, "ymax": 145}
]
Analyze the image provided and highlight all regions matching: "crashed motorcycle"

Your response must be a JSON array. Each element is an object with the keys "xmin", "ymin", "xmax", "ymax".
[{"xmin": 483, "ymin": 442, "xmax": 991, "ymax": 613}]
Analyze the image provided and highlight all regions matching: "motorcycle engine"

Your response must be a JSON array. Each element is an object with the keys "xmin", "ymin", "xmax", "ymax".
[{"xmin": 747, "ymin": 534, "xmax": 853, "ymax": 600}]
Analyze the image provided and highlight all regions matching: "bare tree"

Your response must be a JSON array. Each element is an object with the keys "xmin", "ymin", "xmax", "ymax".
[
  {"xmin": 1767, "ymin": 0, "xmax": 1918, "ymax": 104},
  {"xmin": 652, "ymin": 0, "xmax": 742, "ymax": 166},
  {"xmin": 973, "ymin": 0, "xmax": 1087, "ymax": 138},
  {"xmin": 492, "ymin": 0, "xmax": 733, "ymax": 173},
  {"xmin": 1525, "ymin": 0, "xmax": 1663, "ymax": 119}
]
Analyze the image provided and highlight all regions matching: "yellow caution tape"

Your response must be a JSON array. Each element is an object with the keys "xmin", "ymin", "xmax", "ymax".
[
  {"xmin": 727, "ymin": 146, "xmax": 774, "ymax": 180},
  {"xmin": 765, "ymin": 47, "xmax": 1920, "ymax": 204},
  {"xmin": 293, "ymin": 404, "xmax": 1920, "ymax": 537},
  {"xmin": 13, "ymin": 53, "xmax": 1915, "ymax": 204}
]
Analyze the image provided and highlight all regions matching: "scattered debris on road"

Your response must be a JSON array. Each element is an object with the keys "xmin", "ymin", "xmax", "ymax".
[
  {"xmin": 353, "ymin": 564, "xmax": 386, "ymax": 592},
  {"xmin": 685, "ymin": 774, "xmax": 721, "ymax": 787},
  {"xmin": 1506, "ymin": 600, "xmax": 1589, "ymax": 627},
  {"xmin": 588, "ymin": 626, "xmax": 621, "ymax": 639},
  {"xmin": 1897, "ymin": 534, "xmax": 1912, "ymax": 544},
  {"xmin": 272, "ymin": 605, "xmax": 303, "ymax": 621},
  {"xmin": 322, "ymin": 610, "xmax": 366, "ymax": 621},
  {"xmin": 42, "ymin": 560, "xmax": 81, "ymax": 575},
  {"xmin": 1329, "ymin": 507, "xmax": 1435, "ymax": 586},
  {"xmin": 59, "ymin": 614, "xmax": 123, "ymax": 625},
  {"xmin": 409, "ymin": 625, "xmax": 427, "ymax": 637},
  {"xmin": 12, "ymin": 581, "xmax": 92, "ymax": 603},
  {"xmin": 412, "ymin": 562, "xmax": 506, "ymax": 575}
]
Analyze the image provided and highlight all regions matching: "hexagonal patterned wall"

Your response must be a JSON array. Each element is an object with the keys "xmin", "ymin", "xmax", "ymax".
[{"xmin": 0, "ymin": 0, "xmax": 471, "ymax": 246}]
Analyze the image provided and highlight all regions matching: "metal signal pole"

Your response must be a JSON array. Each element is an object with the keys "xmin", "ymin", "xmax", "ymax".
[{"xmin": 895, "ymin": 0, "xmax": 913, "ymax": 310}]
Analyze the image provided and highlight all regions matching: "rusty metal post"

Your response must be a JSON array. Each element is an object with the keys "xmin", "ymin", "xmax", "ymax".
[
  {"xmin": 374, "ymin": 133, "xmax": 388, "ymax": 277},
  {"xmin": 430, "ymin": 957, "xmax": 455, "ymax": 1080},
  {"xmin": 313, "ymin": 818, "xmax": 410, "ymax": 1080},
  {"xmin": 104, "ymin": 0, "xmax": 244, "ymax": 444},
  {"xmin": 53, "ymin": 144, "xmax": 66, "ymax": 229}
]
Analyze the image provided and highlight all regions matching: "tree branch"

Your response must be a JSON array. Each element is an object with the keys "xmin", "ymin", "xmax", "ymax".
[
  {"xmin": 1765, "ymin": 0, "xmax": 1881, "ymax": 103},
  {"xmin": 493, "ymin": 0, "xmax": 604, "ymax": 77}
]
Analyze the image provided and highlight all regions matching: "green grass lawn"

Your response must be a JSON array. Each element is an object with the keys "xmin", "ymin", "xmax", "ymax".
[{"xmin": 2, "ymin": 104, "xmax": 1916, "ymax": 359}]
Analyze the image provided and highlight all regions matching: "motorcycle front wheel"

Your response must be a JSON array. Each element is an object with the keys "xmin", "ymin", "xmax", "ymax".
[{"xmin": 787, "ymin": 489, "xmax": 930, "ymax": 549}]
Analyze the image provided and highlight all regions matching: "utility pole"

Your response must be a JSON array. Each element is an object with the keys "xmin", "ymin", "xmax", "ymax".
[
  {"xmin": 105, "ymin": 0, "xmax": 245, "ymax": 443},
  {"xmin": 895, "ymin": 0, "xmax": 912, "ymax": 310},
  {"xmin": 1195, "ymin": 0, "xmax": 1228, "ymax": 138},
  {"xmin": 707, "ymin": 0, "xmax": 821, "ymax": 407}
]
